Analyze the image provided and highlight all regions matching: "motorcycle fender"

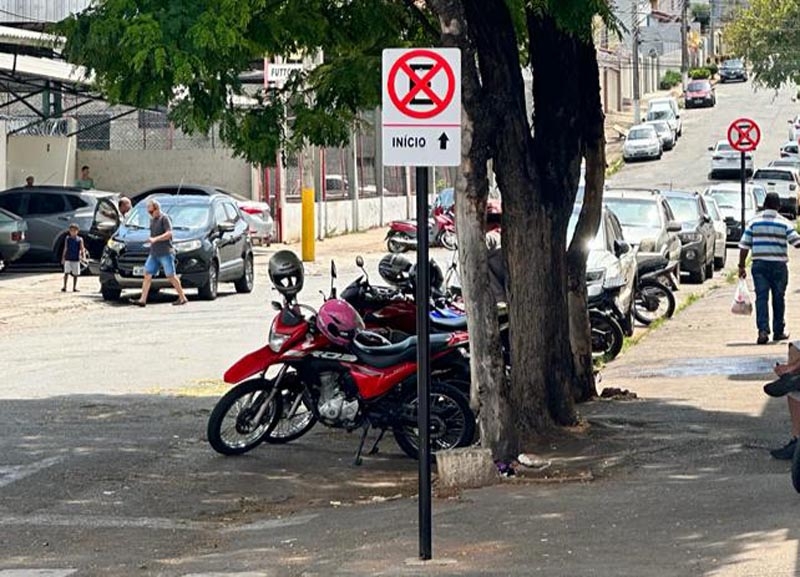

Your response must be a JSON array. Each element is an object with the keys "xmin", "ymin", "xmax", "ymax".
[{"xmin": 223, "ymin": 344, "xmax": 281, "ymax": 384}]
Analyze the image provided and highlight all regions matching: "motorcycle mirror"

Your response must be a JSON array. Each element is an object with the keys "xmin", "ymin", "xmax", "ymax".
[
  {"xmin": 331, "ymin": 260, "xmax": 337, "ymax": 279},
  {"xmin": 271, "ymin": 301, "xmax": 282, "ymax": 311},
  {"xmin": 355, "ymin": 255, "xmax": 364, "ymax": 268}
]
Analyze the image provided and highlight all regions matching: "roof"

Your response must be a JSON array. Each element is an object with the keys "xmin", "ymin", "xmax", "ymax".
[
  {"xmin": 0, "ymin": 25, "xmax": 65, "ymax": 49},
  {"xmin": 0, "ymin": 52, "xmax": 92, "ymax": 85},
  {"xmin": 604, "ymin": 189, "xmax": 661, "ymax": 200},
  {"xmin": 660, "ymin": 189, "xmax": 698, "ymax": 197}
]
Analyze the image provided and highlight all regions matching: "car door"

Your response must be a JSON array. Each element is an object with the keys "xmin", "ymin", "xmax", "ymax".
[
  {"xmin": 607, "ymin": 213, "xmax": 637, "ymax": 315},
  {"xmin": 222, "ymin": 200, "xmax": 248, "ymax": 276},
  {"xmin": 212, "ymin": 200, "xmax": 238, "ymax": 279},
  {"xmin": 696, "ymin": 196, "xmax": 715, "ymax": 262},
  {"xmin": 661, "ymin": 200, "xmax": 682, "ymax": 267},
  {"xmin": 86, "ymin": 196, "xmax": 121, "ymax": 261},
  {"xmin": 24, "ymin": 192, "xmax": 72, "ymax": 259}
]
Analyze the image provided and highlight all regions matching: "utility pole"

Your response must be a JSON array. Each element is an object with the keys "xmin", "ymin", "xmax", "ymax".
[
  {"xmin": 681, "ymin": 0, "xmax": 689, "ymax": 90},
  {"xmin": 709, "ymin": 0, "xmax": 715, "ymax": 60},
  {"xmin": 632, "ymin": 0, "xmax": 641, "ymax": 124}
]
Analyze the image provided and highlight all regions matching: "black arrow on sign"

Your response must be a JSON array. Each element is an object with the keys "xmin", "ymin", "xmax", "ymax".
[{"xmin": 438, "ymin": 133, "xmax": 449, "ymax": 150}]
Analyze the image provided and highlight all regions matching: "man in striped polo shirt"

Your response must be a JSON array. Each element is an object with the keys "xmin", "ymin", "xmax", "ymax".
[{"xmin": 738, "ymin": 192, "xmax": 800, "ymax": 344}]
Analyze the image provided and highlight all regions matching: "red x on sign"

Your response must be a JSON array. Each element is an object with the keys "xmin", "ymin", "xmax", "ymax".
[
  {"xmin": 727, "ymin": 117, "xmax": 761, "ymax": 152},
  {"xmin": 387, "ymin": 49, "xmax": 456, "ymax": 120}
]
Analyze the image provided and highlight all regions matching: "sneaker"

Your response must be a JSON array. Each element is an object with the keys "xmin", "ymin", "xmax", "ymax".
[
  {"xmin": 774, "ymin": 333, "xmax": 790, "ymax": 342},
  {"xmin": 770, "ymin": 437, "xmax": 798, "ymax": 460},
  {"xmin": 764, "ymin": 373, "xmax": 800, "ymax": 397},
  {"xmin": 757, "ymin": 332, "xmax": 769, "ymax": 345}
]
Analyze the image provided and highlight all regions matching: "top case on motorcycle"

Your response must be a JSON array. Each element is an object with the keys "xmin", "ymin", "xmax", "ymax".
[
  {"xmin": 431, "ymin": 315, "xmax": 467, "ymax": 331},
  {"xmin": 352, "ymin": 333, "xmax": 452, "ymax": 369}
]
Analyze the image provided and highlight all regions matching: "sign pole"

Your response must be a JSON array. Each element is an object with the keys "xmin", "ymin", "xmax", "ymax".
[
  {"xmin": 415, "ymin": 165, "xmax": 432, "ymax": 561},
  {"xmin": 740, "ymin": 151, "xmax": 746, "ymax": 232}
]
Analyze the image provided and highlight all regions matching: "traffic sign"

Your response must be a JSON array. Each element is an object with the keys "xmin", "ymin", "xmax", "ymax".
[
  {"xmin": 382, "ymin": 48, "xmax": 461, "ymax": 166},
  {"xmin": 727, "ymin": 117, "xmax": 761, "ymax": 152}
]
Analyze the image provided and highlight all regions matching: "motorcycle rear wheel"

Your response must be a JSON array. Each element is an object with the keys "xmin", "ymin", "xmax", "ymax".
[
  {"xmin": 393, "ymin": 382, "xmax": 476, "ymax": 460},
  {"xmin": 590, "ymin": 310, "xmax": 624, "ymax": 362},
  {"xmin": 207, "ymin": 378, "xmax": 281, "ymax": 456},
  {"xmin": 438, "ymin": 230, "xmax": 458, "ymax": 251},
  {"xmin": 633, "ymin": 279, "xmax": 676, "ymax": 326},
  {"xmin": 386, "ymin": 231, "xmax": 411, "ymax": 254}
]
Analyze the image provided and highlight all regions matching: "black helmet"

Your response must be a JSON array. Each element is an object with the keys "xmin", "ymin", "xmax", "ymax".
[
  {"xmin": 378, "ymin": 254, "xmax": 412, "ymax": 286},
  {"xmin": 268, "ymin": 250, "xmax": 304, "ymax": 298},
  {"xmin": 410, "ymin": 259, "xmax": 445, "ymax": 293}
]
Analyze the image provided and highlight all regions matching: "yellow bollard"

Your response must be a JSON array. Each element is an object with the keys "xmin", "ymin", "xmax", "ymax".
[{"xmin": 301, "ymin": 187, "xmax": 315, "ymax": 262}]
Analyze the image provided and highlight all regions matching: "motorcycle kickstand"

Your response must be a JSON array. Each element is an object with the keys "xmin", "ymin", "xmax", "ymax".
[
  {"xmin": 353, "ymin": 423, "xmax": 371, "ymax": 466},
  {"xmin": 367, "ymin": 427, "xmax": 387, "ymax": 456}
]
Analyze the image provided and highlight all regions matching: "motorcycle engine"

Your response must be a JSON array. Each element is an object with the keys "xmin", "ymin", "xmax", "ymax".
[{"xmin": 316, "ymin": 371, "xmax": 360, "ymax": 427}]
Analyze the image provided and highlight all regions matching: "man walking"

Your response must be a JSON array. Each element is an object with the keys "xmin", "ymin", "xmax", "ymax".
[
  {"xmin": 738, "ymin": 192, "xmax": 800, "ymax": 344},
  {"xmin": 133, "ymin": 199, "xmax": 188, "ymax": 307}
]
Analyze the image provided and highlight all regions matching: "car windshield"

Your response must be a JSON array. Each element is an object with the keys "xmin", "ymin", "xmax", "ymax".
[
  {"xmin": 629, "ymin": 128, "xmax": 654, "ymax": 140},
  {"xmin": 706, "ymin": 201, "xmax": 721, "ymax": 220},
  {"xmin": 752, "ymin": 186, "xmax": 767, "ymax": 206},
  {"xmin": 647, "ymin": 109, "xmax": 673, "ymax": 121},
  {"xmin": 125, "ymin": 203, "xmax": 209, "ymax": 230},
  {"xmin": 722, "ymin": 60, "xmax": 743, "ymax": 69},
  {"xmin": 648, "ymin": 121, "xmax": 669, "ymax": 133},
  {"xmin": 666, "ymin": 197, "xmax": 700, "ymax": 221},
  {"xmin": 687, "ymin": 81, "xmax": 709, "ymax": 91},
  {"xmin": 754, "ymin": 170, "xmax": 794, "ymax": 181},
  {"xmin": 707, "ymin": 190, "xmax": 754, "ymax": 210},
  {"xmin": 567, "ymin": 210, "xmax": 605, "ymax": 250},
  {"xmin": 603, "ymin": 198, "xmax": 661, "ymax": 227}
]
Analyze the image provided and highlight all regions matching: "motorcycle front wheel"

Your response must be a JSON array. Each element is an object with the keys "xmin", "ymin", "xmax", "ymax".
[
  {"xmin": 386, "ymin": 231, "xmax": 411, "ymax": 254},
  {"xmin": 634, "ymin": 279, "xmax": 676, "ymax": 326},
  {"xmin": 437, "ymin": 230, "xmax": 458, "ymax": 251},
  {"xmin": 207, "ymin": 378, "xmax": 281, "ymax": 456},
  {"xmin": 393, "ymin": 382, "xmax": 476, "ymax": 460},
  {"xmin": 590, "ymin": 310, "xmax": 624, "ymax": 362},
  {"xmin": 266, "ymin": 374, "xmax": 318, "ymax": 444}
]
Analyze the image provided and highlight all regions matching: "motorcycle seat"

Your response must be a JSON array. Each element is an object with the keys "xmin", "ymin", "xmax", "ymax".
[
  {"xmin": 352, "ymin": 333, "xmax": 452, "ymax": 368},
  {"xmin": 431, "ymin": 315, "xmax": 468, "ymax": 331}
]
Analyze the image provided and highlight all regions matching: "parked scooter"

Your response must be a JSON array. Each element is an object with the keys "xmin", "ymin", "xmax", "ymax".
[
  {"xmin": 633, "ymin": 257, "xmax": 677, "ymax": 326},
  {"xmin": 385, "ymin": 207, "xmax": 456, "ymax": 253},
  {"xmin": 207, "ymin": 250, "xmax": 475, "ymax": 465},
  {"xmin": 588, "ymin": 283, "xmax": 628, "ymax": 362}
]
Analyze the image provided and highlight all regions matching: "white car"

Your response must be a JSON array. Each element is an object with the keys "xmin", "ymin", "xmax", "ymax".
[
  {"xmin": 751, "ymin": 166, "xmax": 800, "ymax": 219},
  {"xmin": 703, "ymin": 183, "xmax": 761, "ymax": 245},
  {"xmin": 648, "ymin": 96, "xmax": 682, "ymax": 137},
  {"xmin": 703, "ymin": 197, "xmax": 728, "ymax": 269},
  {"xmin": 623, "ymin": 124, "xmax": 662, "ymax": 162},
  {"xmin": 644, "ymin": 120, "xmax": 675, "ymax": 150},
  {"xmin": 645, "ymin": 107, "xmax": 679, "ymax": 140},
  {"xmin": 788, "ymin": 115, "xmax": 800, "ymax": 141},
  {"xmin": 709, "ymin": 140, "xmax": 753, "ymax": 179},
  {"xmin": 779, "ymin": 140, "xmax": 800, "ymax": 159}
]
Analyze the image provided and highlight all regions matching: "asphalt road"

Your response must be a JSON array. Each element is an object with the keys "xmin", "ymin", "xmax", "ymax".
[{"xmin": 1, "ymin": 79, "xmax": 799, "ymax": 576}]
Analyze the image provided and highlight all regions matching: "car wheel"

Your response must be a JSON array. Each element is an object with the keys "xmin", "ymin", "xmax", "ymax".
[
  {"xmin": 101, "ymin": 285, "xmax": 121, "ymax": 301},
  {"xmin": 704, "ymin": 256, "xmax": 714, "ymax": 279},
  {"xmin": 199, "ymin": 259, "xmax": 219, "ymax": 301},
  {"xmin": 234, "ymin": 253, "xmax": 255, "ymax": 294},
  {"xmin": 688, "ymin": 264, "xmax": 706, "ymax": 284},
  {"xmin": 714, "ymin": 248, "xmax": 727, "ymax": 270}
]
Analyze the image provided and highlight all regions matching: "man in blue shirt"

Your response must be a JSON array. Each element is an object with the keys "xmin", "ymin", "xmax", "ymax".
[{"xmin": 739, "ymin": 192, "xmax": 800, "ymax": 344}]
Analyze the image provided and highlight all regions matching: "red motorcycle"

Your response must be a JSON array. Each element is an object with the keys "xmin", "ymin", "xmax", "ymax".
[
  {"xmin": 385, "ymin": 206, "xmax": 456, "ymax": 253},
  {"xmin": 206, "ymin": 250, "xmax": 475, "ymax": 465}
]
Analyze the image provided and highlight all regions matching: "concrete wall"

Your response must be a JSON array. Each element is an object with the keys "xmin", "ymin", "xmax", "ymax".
[
  {"xmin": 282, "ymin": 195, "xmax": 410, "ymax": 243},
  {"xmin": 7, "ymin": 135, "xmax": 76, "ymax": 188},
  {"xmin": 76, "ymin": 149, "xmax": 253, "ymax": 196}
]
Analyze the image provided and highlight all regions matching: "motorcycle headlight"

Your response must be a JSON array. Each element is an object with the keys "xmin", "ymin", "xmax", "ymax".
[
  {"xmin": 174, "ymin": 239, "xmax": 202, "ymax": 254},
  {"xmin": 586, "ymin": 269, "xmax": 605, "ymax": 285},
  {"xmin": 679, "ymin": 232, "xmax": 703, "ymax": 243},
  {"xmin": 268, "ymin": 331, "xmax": 290, "ymax": 353},
  {"xmin": 107, "ymin": 238, "xmax": 125, "ymax": 252}
]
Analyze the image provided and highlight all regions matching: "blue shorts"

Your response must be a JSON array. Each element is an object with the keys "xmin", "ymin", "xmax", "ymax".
[{"xmin": 144, "ymin": 253, "xmax": 176, "ymax": 277}]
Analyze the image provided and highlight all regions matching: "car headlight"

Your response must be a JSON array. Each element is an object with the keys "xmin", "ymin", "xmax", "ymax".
[
  {"xmin": 586, "ymin": 268, "xmax": 605, "ymax": 285},
  {"xmin": 174, "ymin": 239, "xmax": 202, "ymax": 254},
  {"xmin": 268, "ymin": 331, "xmax": 290, "ymax": 353},
  {"xmin": 679, "ymin": 232, "xmax": 702, "ymax": 243},
  {"xmin": 107, "ymin": 238, "xmax": 125, "ymax": 252}
]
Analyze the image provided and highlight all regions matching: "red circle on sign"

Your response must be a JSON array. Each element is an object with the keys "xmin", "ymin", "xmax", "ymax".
[
  {"xmin": 388, "ymin": 49, "xmax": 456, "ymax": 120},
  {"xmin": 727, "ymin": 117, "xmax": 761, "ymax": 152}
]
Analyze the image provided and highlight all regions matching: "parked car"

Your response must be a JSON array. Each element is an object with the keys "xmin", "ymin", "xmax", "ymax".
[
  {"xmin": 660, "ymin": 190, "xmax": 717, "ymax": 283},
  {"xmin": 568, "ymin": 204, "xmax": 638, "ymax": 331},
  {"xmin": 0, "ymin": 207, "xmax": 29, "ymax": 270},
  {"xmin": 684, "ymin": 79, "xmax": 716, "ymax": 108},
  {"xmin": 602, "ymin": 188, "xmax": 682, "ymax": 272},
  {"xmin": 644, "ymin": 119, "xmax": 676, "ymax": 151},
  {"xmin": 769, "ymin": 158, "xmax": 800, "ymax": 173},
  {"xmin": 750, "ymin": 167, "xmax": 800, "ymax": 219},
  {"xmin": 128, "ymin": 184, "xmax": 274, "ymax": 246},
  {"xmin": 703, "ymin": 183, "xmax": 761, "ymax": 245},
  {"xmin": 779, "ymin": 141, "xmax": 799, "ymax": 159},
  {"xmin": 718, "ymin": 59, "xmax": 748, "ymax": 83},
  {"xmin": 98, "ymin": 194, "xmax": 254, "ymax": 301},
  {"xmin": 0, "ymin": 185, "xmax": 119, "ymax": 263},
  {"xmin": 644, "ymin": 107, "xmax": 679, "ymax": 140},
  {"xmin": 704, "ymin": 197, "xmax": 728, "ymax": 269},
  {"xmin": 709, "ymin": 140, "xmax": 754, "ymax": 179},
  {"xmin": 623, "ymin": 124, "xmax": 662, "ymax": 162},
  {"xmin": 788, "ymin": 115, "xmax": 800, "ymax": 142},
  {"xmin": 647, "ymin": 96, "xmax": 682, "ymax": 136}
]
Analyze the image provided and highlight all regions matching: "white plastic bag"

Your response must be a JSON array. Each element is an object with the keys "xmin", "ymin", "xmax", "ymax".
[{"xmin": 731, "ymin": 279, "xmax": 753, "ymax": 316}]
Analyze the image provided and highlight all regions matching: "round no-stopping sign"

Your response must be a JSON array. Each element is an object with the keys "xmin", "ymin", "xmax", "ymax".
[
  {"xmin": 727, "ymin": 117, "xmax": 761, "ymax": 152},
  {"xmin": 387, "ymin": 49, "xmax": 456, "ymax": 120}
]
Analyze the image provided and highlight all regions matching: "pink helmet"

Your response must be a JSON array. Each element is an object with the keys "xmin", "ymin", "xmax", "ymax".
[{"xmin": 317, "ymin": 299, "xmax": 365, "ymax": 346}]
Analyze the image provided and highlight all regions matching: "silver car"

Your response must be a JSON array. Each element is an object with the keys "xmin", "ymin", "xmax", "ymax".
[
  {"xmin": 645, "ymin": 120, "xmax": 675, "ymax": 151},
  {"xmin": 0, "ymin": 186, "xmax": 118, "ymax": 262},
  {"xmin": 0, "ymin": 207, "xmax": 29, "ymax": 270},
  {"xmin": 623, "ymin": 124, "xmax": 662, "ymax": 162}
]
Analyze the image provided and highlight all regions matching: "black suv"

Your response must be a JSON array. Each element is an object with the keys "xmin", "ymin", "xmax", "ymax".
[
  {"xmin": 660, "ymin": 190, "xmax": 717, "ymax": 284},
  {"xmin": 719, "ymin": 59, "xmax": 748, "ymax": 83},
  {"xmin": 98, "ymin": 194, "xmax": 254, "ymax": 301}
]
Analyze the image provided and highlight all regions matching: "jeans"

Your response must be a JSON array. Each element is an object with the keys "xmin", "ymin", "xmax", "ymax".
[{"xmin": 752, "ymin": 260, "xmax": 789, "ymax": 335}]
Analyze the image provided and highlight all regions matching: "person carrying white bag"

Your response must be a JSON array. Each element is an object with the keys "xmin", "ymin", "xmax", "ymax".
[
  {"xmin": 731, "ymin": 279, "xmax": 753, "ymax": 316},
  {"xmin": 738, "ymin": 192, "xmax": 800, "ymax": 344}
]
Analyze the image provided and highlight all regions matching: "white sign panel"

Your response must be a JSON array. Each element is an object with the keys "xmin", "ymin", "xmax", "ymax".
[{"xmin": 382, "ymin": 48, "xmax": 461, "ymax": 167}]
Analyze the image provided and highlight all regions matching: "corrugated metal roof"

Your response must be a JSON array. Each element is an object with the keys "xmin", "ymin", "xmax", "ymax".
[
  {"xmin": 0, "ymin": 0, "xmax": 91, "ymax": 23},
  {"xmin": 0, "ymin": 24, "xmax": 64, "ymax": 48},
  {"xmin": 0, "ymin": 52, "xmax": 92, "ymax": 84}
]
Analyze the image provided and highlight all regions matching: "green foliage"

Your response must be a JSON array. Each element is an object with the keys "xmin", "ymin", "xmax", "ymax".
[
  {"xmin": 660, "ymin": 70, "xmax": 682, "ymax": 89},
  {"xmin": 689, "ymin": 67, "xmax": 711, "ymax": 79},
  {"xmin": 691, "ymin": 3, "xmax": 710, "ymax": 29},
  {"xmin": 706, "ymin": 62, "xmax": 718, "ymax": 75},
  {"xmin": 726, "ymin": 0, "xmax": 800, "ymax": 88}
]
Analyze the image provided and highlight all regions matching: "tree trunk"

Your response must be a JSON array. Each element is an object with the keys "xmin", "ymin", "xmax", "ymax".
[
  {"xmin": 566, "ymin": 42, "xmax": 607, "ymax": 403},
  {"xmin": 430, "ymin": 0, "xmax": 515, "ymax": 459}
]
